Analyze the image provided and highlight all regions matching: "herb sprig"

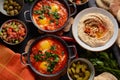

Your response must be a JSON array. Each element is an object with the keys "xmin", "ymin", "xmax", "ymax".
[{"xmin": 33, "ymin": 45, "xmax": 60, "ymax": 73}]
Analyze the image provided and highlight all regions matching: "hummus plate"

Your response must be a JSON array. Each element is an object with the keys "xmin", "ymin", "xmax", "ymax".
[{"xmin": 72, "ymin": 7, "xmax": 118, "ymax": 51}]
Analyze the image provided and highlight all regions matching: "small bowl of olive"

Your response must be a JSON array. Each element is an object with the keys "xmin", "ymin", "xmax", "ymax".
[
  {"xmin": 67, "ymin": 58, "xmax": 95, "ymax": 80},
  {"xmin": 0, "ymin": 0, "xmax": 24, "ymax": 16}
]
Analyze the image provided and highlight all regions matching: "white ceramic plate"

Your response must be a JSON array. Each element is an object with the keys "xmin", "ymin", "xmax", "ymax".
[{"xmin": 72, "ymin": 7, "xmax": 119, "ymax": 51}]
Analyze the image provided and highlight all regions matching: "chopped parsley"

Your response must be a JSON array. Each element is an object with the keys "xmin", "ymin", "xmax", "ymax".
[
  {"xmin": 33, "ymin": 47, "xmax": 60, "ymax": 73},
  {"xmin": 50, "ymin": 45, "xmax": 56, "ymax": 51},
  {"xmin": 38, "ymin": 14, "xmax": 45, "ymax": 19}
]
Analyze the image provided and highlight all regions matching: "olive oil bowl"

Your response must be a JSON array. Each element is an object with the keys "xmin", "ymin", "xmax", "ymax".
[
  {"xmin": 67, "ymin": 58, "xmax": 95, "ymax": 80},
  {"xmin": 0, "ymin": 0, "xmax": 24, "ymax": 16}
]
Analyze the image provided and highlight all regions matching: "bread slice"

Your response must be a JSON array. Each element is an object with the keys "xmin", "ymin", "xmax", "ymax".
[
  {"xmin": 94, "ymin": 72, "xmax": 118, "ymax": 80},
  {"xmin": 102, "ymin": 0, "xmax": 113, "ymax": 7},
  {"xmin": 117, "ymin": 9, "xmax": 120, "ymax": 22},
  {"xmin": 109, "ymin": 0, "xmax": 120, "ymax": 16},
  {"xmin": 96, "ymin": 0, "xmax": 109, "ymax": 10}
]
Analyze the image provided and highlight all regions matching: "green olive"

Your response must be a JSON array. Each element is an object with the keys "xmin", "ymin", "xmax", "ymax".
[
  {"xmin": 9, "ymin": 6, "xmax": 13, "ymax": 10},
  {"xmin": 71, "ymin": 67, "xmax": 75, "ymax": 74},
  {"xmin": 9, "ymin": 0, "xmax": 13, "ymax": 4},
  {"xmin": 15, "ymin": 6, "xmax": 18, "ymax": 9},
  {"xmin": 3, "ymin": 0, "xmax": 22, "ymax": 16},
  {"xmin": 15, "ymin": 3, "xmax": 19, "ymax": 6},
  {"xmin": 76, "ymin": 65, "xmax": 81, "ymax": 73},
  {"xmin": 81, "ymin": 65, "xmax": 87, "ymax": 72},
  {"xmin": 4, "ymin": 0, "xmax": 9, "ymax": 4},
  {"xmin": 72, "ymin": 63, "xmax": 76, "ymax": 68},
  {"xmin": 74, "ymin": 74, "xmax": 79, "ymax": 79},
  {"xmin": 14, "ymin": 10, "xmax": 19, "ymax": 15},
  {"xmin": 68, "ymin": 68, "xmax": 72, "ymax": 75},
  {"xmin": 3, "ymin": 5, "xmax": 8, "ymax": 10},
  {"xmin": 9, "ymin": 10, "xmax": 15, "ymax": 16},
  {"xmin": 12, "ymin": 2, "xmax": 17, "ymax": 6},
  {"xmin": 18, "ymin": 6, "xmax": 21, "ymax": 10},
  {"xmin": 77, "ymin": 77, "xmax": 83, "ymax": 80}
]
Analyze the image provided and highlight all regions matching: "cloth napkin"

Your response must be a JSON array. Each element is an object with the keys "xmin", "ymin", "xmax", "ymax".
[{"xmin": 0, "ymin": 44, "xmax": 35, "ymax": 80}]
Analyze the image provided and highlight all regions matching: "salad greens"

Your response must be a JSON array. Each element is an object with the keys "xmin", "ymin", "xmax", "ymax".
[{"xmin": 80, "ymin": 51, "xmax": 120, "ymax": 79}]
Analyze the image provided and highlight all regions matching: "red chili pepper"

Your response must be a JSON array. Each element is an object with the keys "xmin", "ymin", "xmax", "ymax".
[{"xmin": 60, "ymin": 36, "xmax": 76, "ymax": 44}]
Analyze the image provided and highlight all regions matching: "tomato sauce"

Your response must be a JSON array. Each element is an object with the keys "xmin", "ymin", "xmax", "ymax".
[
  {"xmin": 32, "ymin": 0, "xmax": 68, "ymax": 31},
  {"xmin": 30, "ymin": 37, "xmax": 68, "ymax": 74}
]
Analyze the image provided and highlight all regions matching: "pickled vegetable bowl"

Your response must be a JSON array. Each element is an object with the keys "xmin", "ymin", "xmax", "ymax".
[
  {"xmin": 67, "ymin": 58, "xmax": 95, "ymax": 80},
  {"xmin": 0, "ymin": 19, "xmax": 27, "ymax": 45}
]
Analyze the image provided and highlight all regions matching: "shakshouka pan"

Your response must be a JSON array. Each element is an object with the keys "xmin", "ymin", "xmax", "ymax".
[
  {"xmin": 30, "ymin": 37, "xmax": 68, "ymax": 74},
  {"xmin": 32, "ymin": 0, "xmax": 68, "ymax": 31}
]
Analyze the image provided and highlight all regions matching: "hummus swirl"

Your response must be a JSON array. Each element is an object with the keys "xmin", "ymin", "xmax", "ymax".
[{"xmin": 78, "ymin": 13, "xmax": 114, "ymax": 47}]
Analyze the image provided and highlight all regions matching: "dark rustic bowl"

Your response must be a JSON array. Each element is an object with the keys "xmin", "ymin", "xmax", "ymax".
[
  {"xmin": 0, "ymin": 19, "xmax": 27, "ymax": 45},
  {"xmin": 67, "ymin": 58, "xmax": 95, "ymax": 80},
  {"xmin": 21, "ymin": 35, "xmax": 77, "ymax": 79},
  {"xmin": 0, "ymin": 0, "xmax": 24, "ymax": 16},
  {"xmin": 29, "ymin": 0, "xmax": 76, "ymax": 33}
]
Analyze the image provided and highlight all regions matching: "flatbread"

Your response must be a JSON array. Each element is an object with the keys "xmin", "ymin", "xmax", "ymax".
[
  {"xmin": 96, "ymin": 0, "xmax": 109, "ymax": 10},
  {"xmin": 94, "ymin": 72, "xmax": 118, "ymax": 80},
  {"xmin": 102, "ymin": 0, "xmax": 113, "ymax": 7},
  {"xmin": 117, "ymin": 9, "xmax": 120, "ymax": 23},
  {"xmin": 109, "ymin": 0, "xmax": 120, "ymax": 16}
]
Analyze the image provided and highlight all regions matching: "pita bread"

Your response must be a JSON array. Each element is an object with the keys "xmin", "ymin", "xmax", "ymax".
[
  {"xmin": 96, "ymin": 0, "xmax": 109, "ymax": 10},
  {"xmin": 94, "ymin": 72, "xmax": 118, "ymax": 80},
  {"xmin": 109, "ymin": 0, "xmax": 120, "ymax": 16},
  {"xmin": 117, "ymin": 9, "xmax": 120, "ymax": 23},
  {"xmin": 102, "ymin": 0, "xmax": 113, "ymax": 6}
]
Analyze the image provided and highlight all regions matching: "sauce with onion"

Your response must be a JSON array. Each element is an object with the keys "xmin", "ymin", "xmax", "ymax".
[
  {"xmin": 30, "ymin": 37, "xmax": 68, "ymax": 74},
  {"xmin": 32, "ymin": 0, "xmax": 68, "ymax": 31}
]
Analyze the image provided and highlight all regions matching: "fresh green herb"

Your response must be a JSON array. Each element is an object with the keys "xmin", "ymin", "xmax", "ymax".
[
  {"xmin": 47, "ymin": 61, "xmax": 58, "ymax": 73},
  {"xmin": 33, "ymin": 10, "xmax": 43, "ymax": 15},
  {"xmin": 47, "ymin": 65, "xmax": 52, "ymax": 72},
  {"xmin": 34, "ymin": 50, "xmax": 60, "ymax": 73},
  {"xmin": 51, "ymin": 11, "xmax": 60, "ymax": 19},
  {"xmin": 38, "ymin": 14, "xmax": 45, "ymax": 19},
  {"xmin": 42, "ymin": 5, "xmax": 51, "ymax": 14},
  {"xmin": 45, "ymin": 51, "xmax": 52, "ymax": 58},
  {"xmin": 43, "ymin": 5, "xmax": 51, "ymax": 10},
  {"xmin": 34, "ymin": 54, "xmax": 44, "ymax": 61},
  {"xmin": 54, "ymin": 56, "xmax": 59, "ymax": 62},
  {"xmin": 34, "ymin": 54, "xmax": 40, "ymax": 62},
  {"xmin": 50, "ymin": 45, "xmax": 56, "ymax": 51},
  {"xmin": 80, "ymin": 51, "xmax": 120, "ymax": 79}
]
